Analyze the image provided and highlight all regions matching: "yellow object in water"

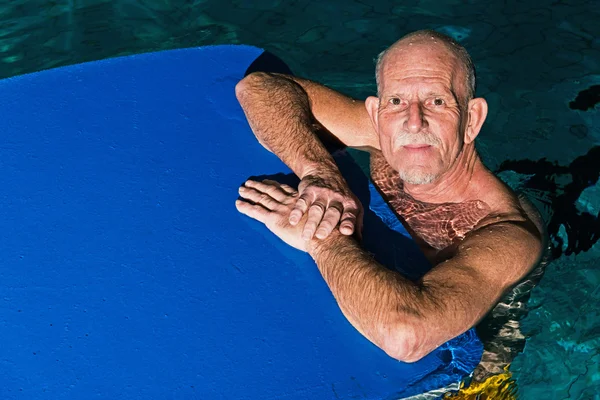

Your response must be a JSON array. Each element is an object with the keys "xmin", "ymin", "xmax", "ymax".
[{"xmin": 443, "ymin": 366, "xmax": 518, "ymax": 400}]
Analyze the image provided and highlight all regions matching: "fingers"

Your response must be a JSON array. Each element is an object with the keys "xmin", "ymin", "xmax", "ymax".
[
  {"xmin": 302, "ymin": 201, "xmax": 326, "ymax": 240},
  {"xmin": 240, "ymin": 177, "xmax": 362, "ymax": 241},
  {"xmin": 289, "ymin": 193, "xmax": 310, "ymax": 226},
  {"xmin": 244, "ymin": 179, "xmax": 296, "ymax": 203},
  {"xmin": 301, "ymin": 201, "xmax": 359, "ymax": 240},
  {"xmin": 262, "ymin": 179, "xmax": 297, "ymax": 196},
  {"xmin": 339, "ymin": 207, "xmax": 359, "ymax": 235},
  {"xmin": 238, "ymin": 185, "xmax": 280, "ymax": 211},
  {"xmin": 290, "ymin": 190, "xmax": 362, "ymax": 239},
  {"xmin": 235, "ymin": 199, "xmax": 270, "ymax": 222},
  {"xmin": 279, "ymin": 184, "xmax": 297, "ymax": 195},
  {"xmin": 315, "ymin": 203, "xmax": 342, "ymax": 239}
]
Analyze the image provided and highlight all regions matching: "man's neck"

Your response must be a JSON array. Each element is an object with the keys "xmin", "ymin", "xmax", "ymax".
[{"xmin": 403, "ymin": 145, "xmax": 484, "ymax": 204}]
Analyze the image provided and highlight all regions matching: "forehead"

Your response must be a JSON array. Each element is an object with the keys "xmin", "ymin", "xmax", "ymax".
[{"xmin": 379, "ymin": 43, "xmax": 461, "ymax": 93}]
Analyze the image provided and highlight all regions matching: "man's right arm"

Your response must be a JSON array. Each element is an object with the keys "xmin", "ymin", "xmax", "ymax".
[
  {"xmin": 235, "ymin": 72, "xmax": 377, "ymax": 239},
  {"xmin": 235, "ymin": 72, "xmax": 378, "ymax": 174}
]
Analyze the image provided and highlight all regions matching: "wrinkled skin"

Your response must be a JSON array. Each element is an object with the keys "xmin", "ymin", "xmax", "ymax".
[
  {"xmin": 289, "ymin": 171, "xmax": 363, "ymax": 241},
  {"xmin": 236, "ymin": 179, "xmax": 310, "ymax": 252}
]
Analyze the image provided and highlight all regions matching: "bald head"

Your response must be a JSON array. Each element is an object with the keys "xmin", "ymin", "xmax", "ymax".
[{"xmin": 375, "ymin": 30, "xmax": 476, "ymax": 106}]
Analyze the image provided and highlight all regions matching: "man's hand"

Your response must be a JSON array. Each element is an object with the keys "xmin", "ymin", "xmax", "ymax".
[
  {"xmin": 236, "ymin": 179, "xmax": 312, "ymax": 252},
  {"xmin": 290, "ymin": 171, "xmax": 363, "ymax": 240}
]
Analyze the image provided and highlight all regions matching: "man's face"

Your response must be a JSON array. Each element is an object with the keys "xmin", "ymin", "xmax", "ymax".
[{"xmin": 374, "ymin": 43, "xmax": 467, "ymax": 185}]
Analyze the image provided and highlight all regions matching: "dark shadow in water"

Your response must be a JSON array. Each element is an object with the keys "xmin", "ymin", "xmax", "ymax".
[
  {"xmin": 244, "ymin": 50, "xmax": 294, "ymax": 77},
  {"xmin": 496, "ymin": 146, "xmax": 600, "ymax": 259},
  {"xmin": 569, "ymin": 85, "xmax": 600, "ymax": 111}
]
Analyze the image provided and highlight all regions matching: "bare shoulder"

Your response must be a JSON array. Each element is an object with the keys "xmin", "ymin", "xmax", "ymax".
[
  {"xmin": 516, "ymin": 191, "xmax": 547, "ymax": 238},
  {"xmin": 286, "ymin": 75, "xmax": 379, "ymax": 150},
  {"xmin": 458, "ymin": 171, "xmax": 546, "ymax": 283},
  {"xmin": 475, "ymin": 170, "xmax": 545, "ymax": 238}
]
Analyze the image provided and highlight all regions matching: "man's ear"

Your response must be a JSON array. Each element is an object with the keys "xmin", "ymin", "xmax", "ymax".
[
  {"xmin": 464, "ymin": 97, "xmax": 488, "ymax": 144},
  {"xmin": 365, "ymin": 96, "xmax": 380, "ymax": 131}
]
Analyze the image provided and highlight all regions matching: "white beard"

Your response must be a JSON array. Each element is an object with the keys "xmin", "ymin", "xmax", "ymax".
[{"xmin": 398, "ymin": 168, "xmax": 438, "ymax": 185}]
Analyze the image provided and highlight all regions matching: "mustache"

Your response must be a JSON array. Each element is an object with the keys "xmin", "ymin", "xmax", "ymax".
[{"xmin": 393, "ymin": 132, "xmax": 441, "ymax": 147}]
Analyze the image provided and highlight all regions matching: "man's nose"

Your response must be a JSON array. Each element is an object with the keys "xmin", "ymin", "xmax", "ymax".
[{"xmin": 405, "ymin": 102, "xmax": 427, "ymax": 133}]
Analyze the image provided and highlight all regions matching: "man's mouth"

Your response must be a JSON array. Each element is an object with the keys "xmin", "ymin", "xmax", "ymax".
[
  {"xmin": 393, "ymin": 133, "xmax": 439, "ymax": 151},
  {"xmin": 403, "ymin": 144, "xmax": 432, "ymax": 150}
]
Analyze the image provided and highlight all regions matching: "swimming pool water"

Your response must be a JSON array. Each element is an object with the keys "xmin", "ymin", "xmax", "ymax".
[{"xmin": 1, "ymin": 0, "xmax": 598, "ymax": 398}]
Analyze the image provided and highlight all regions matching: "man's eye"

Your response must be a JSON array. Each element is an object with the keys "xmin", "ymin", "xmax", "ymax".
[
  {"xmin": 390, "ymin": 98, "xmax": 401, "ymax": 105},
  {"xmin": 433, "ymin": 98, "xmax": 445, "ymax": 106}
]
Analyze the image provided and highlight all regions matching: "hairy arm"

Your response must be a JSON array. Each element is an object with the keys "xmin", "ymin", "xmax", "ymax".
[
  {"xmin": 235, "ymin": 72, "xmax": 377, "ymax": 238},
  {"xmin": 235, "ymin": 72, "xmax": 378, "ymax": 175},
  {"xmin": 307, "ymin": 220, "xmax": 543, "ymax": 362}
]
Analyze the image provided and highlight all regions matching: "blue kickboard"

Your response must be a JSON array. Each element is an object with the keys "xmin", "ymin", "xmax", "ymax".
[{"xmin": 0, "ymin": 45, "xmax": 482, "ymax": 399}]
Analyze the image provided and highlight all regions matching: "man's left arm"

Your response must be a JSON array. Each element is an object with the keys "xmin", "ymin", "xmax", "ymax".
[
  {"xmin": 236, "ymin": 181, "xmax": 544, "ymax": 362},
  {"xmin": 307, "ymin": 220, "xmax": 543, "ymax": 362}
]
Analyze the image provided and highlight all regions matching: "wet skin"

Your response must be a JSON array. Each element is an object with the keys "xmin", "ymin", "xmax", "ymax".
[{"xmin": 235, "ymin": 35, "xmax": 545, "ymax": 364}]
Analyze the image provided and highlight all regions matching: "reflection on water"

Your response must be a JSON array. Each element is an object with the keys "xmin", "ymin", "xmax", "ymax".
[
  {"xmin": 1, "ymin": 0, "xmax": 599, "ymax": 398},
  {"xmin": 0, "ymin": 1, "xmax": 238, "ymax": 78},
  {"xmin": 498, "ymin": 146, "xmax": 600, "ymax": 259}
]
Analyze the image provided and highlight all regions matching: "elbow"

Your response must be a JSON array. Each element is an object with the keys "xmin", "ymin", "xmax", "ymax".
[
  {"xmin": 379, "ymin": 322, "xmax": 431, "ymax": 363},
  {"xmin": 235, "ymin": 72, "xmax": 270, "ymax": 103}
]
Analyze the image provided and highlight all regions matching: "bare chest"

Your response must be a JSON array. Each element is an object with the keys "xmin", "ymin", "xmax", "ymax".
[{"xmin": 370, "ymin": 152, "xmax": 492, "ymax": 251}]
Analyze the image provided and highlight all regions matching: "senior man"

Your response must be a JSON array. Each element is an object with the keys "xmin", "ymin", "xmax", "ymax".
[{"xmin": 234, "ymin": 29, "xmax": 546, "ymax": 373}]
